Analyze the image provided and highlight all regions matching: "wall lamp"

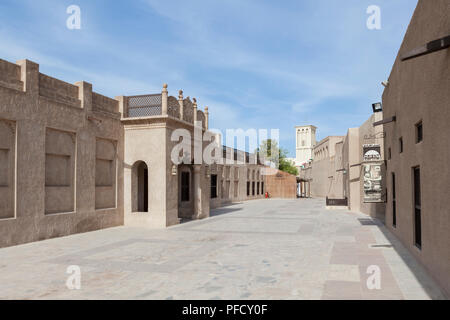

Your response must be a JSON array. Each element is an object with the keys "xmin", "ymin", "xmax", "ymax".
[{"xmin": 372, "ymin": 102, "xmax": 382, "ymax": 113}]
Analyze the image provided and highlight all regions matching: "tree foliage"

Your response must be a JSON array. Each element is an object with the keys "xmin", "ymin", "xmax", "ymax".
[{"xmin": 258, "ymin": 139, "xmax": 298, "ymax": 176}]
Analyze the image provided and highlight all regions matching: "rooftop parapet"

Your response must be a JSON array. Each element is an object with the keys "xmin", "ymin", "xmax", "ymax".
[
  {"xmin": 0, "ymin": 58, "xmax": 23, "ymax": 91},
  {"xmin": 120, "ymin": 84, "xmax": 208, "ymax": 130},
  {"xmin": 0, "ymin": 58, "xmax": 121, "ymax": 119}
]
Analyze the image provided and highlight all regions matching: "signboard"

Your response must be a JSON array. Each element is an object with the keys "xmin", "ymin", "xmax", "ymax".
[
  {"xmin": 363, "ymin": 163, "xmax": 384, "ymax": 203},
  {"xmin": 363, "ymin": 144, "xmax": 381, "ymax": 161},
  {"xmin": 362, "ymin": 144, "xmax": 384, "ymax": 203}
]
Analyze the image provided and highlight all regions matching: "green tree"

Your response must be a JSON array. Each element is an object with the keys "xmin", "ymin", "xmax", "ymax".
[{"xmin": 257, "ymin": 139, "xmax": 298, "ymax": 176}]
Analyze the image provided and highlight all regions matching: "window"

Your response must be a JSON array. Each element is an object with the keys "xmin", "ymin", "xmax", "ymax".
[
  {"xmin": 211, "ymin": 174, "xmax": 217, "ymax": 198},
  {"xmin": 247, "ymin": 181, "xmax": 250, "ymax": 196},
  {"xmin": 252, "ymin": 181, "xmax": 255, "ymax": 196},
  {"xmin": 413, "ymin": 167, "xmax": 421, "ymax": 248},
  {"xmin": 392, "ymin": 173, "xmax": 396, "ymax": 227},
  {"xmin": 181, "ymin": 172, "xmax": 190, "ymax": 202},
  {"xmin": 399, "ymin": 137, "xmax": 403, "ymax": 153},
  {"xmin": 416, "ymin": 121, "xmax": 423, "ymax": 143},
  {"xmin": 257, "ymin": 182, "xmax": 260, "ymax": 195},
  {"xmin": 388, "ymin": 147, "xmax": 391, "ymax": 160}
]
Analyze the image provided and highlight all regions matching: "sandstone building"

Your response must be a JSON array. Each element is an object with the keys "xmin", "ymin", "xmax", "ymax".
[
  {"xmin": 298, "ymin": 0, "xmax": 450, "ymax": 297},
  {"xmin": 298, "ymin": 112, "xmax": 385, "ymax": 220},
  {"xmin": 0, "ymin": 58, "xmax": 267, "ymax": 248},
  {"xmin": 0, "ymin": 59, "xmax": 124, "ymax": 248},
  {"xmin": 381, "ymin": 0, "xmax": 450, "ymax": 296}
]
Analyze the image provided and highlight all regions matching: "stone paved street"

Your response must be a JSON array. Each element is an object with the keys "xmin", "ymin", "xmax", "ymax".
[{"xmin": 0, "ymin": 199, "xmax": 446, "ymax": 300}]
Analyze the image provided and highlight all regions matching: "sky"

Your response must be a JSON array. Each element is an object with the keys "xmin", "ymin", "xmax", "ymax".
[{"xmin": 0, "ymin": 0, "xmax": 418, "ymax": 157}]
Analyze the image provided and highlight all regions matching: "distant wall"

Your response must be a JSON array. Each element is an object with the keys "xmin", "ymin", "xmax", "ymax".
[{"xmin": 265, "ymin": 169, "xmax": 296, "ymax": 198}]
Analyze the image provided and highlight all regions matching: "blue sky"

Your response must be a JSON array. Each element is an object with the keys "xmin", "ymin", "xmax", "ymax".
[{"xmin": 0, "ymin": 0, "xmax": 418, "ymax": 156}]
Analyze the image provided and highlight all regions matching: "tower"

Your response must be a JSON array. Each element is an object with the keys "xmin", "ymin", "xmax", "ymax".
[{"xmin": 295, "ymin": 125, "xmax": 317, "ymax": 167}]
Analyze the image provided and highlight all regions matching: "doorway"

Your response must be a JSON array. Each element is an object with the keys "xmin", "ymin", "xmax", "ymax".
[
  {"xmin": 132, "ymin": 161, "xmax": 148, "ymax": 212},
  {"xmin": 138, "ymin": 162, "xmax": 148, "ymax": 212}
]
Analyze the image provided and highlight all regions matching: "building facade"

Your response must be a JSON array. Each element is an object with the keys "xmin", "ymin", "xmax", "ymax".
[
  {"xmin": 0, "ymin": 59, "xmax": 124, "ymax": 248},
  {"xmin": 381, "ymin": 0, "xmax": 450, "ymax": 296},
  {"xmin": 0, "ymin": 58, "xmax": 268, "ymax": 247},
  {"xmin": 299, "ymin": 113, "xmax": 386, "ymax": 219}
]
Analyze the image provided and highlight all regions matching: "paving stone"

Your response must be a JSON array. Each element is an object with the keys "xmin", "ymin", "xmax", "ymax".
[{"xmin": 0, "ymin": 198, "xmax": 446, "ymax": 299}]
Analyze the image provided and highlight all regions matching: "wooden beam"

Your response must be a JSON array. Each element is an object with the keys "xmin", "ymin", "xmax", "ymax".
[
  {"xmin": 373, "ymin": 116, "xmax": 396, "ymax": 127},
  {"xmin": 401, "ymin": 35, "xmax": 450, "ymax": 61}
]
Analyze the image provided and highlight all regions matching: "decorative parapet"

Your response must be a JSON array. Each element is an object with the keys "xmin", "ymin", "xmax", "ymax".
[
  {"xmin": 197, "ymin": 110, "xmax": 206, "ymax": 129},
  {"xmin": 167, "ymin": 96, "xmax": 180, "ymax": 118},
  {"xmin": 126, "ymin": 94, "xmax": 162, "ymax": 117},
  {"xmin": 183, "ymin": 97, "xmax": 194, "ymax": 124}
]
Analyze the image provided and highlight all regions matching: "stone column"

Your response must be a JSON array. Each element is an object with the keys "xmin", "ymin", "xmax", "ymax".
[
  {"xmin": 178, "ymin": 90, "xmax": 184, "ymax": 120},
  {"xmin": 204, "ymin": 106, "xmax": 209, "ymax": 130},
  {"xmin": 193, "ymin": 164, "xmax": 202, "ymax": 219},
  {"xmin": 115, "ymin": 95, "xmax": 128, "ymax": 118},
  {"xmin": 162, "ymin": 83, "xmax": 168, "ymax": 115}
]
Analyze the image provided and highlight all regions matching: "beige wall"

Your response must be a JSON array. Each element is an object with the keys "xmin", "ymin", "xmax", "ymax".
[
  {"xmin": 309, "ymin": 136, "xmax": 344, "ymax": 198},
  {"xmin": 210, "ymin": 163, "xmax": 266, "ymax": 209},
  {"xmin": 265, "ymin": 169, "xmax": 297, "ymax": 198},
  {"xmin": 382, "ymin": 0, "xmax": 450, "ymax": 297},
  {"xmin": 0, "ymin": 59, "xmax": 124, "ymax": 248}
]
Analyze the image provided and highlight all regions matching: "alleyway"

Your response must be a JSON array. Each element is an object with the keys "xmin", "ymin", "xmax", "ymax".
[{"xmin": 0, "ymin": 199, "xmax": 446, "ymax": 299}]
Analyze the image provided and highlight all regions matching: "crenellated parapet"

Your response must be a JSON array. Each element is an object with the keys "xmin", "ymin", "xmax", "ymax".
[
  {"xmin": 0, "ymin": 58, "xmax": 121, "ymax": 119},
  {"xmin": 0, "ymin": 58, "xmax": 210, "ymax": 127}
]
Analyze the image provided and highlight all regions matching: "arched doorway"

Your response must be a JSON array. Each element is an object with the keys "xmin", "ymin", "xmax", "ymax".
[{"xmin": 132, "ymin": 161, "xmax": 148, "ymax": 212}]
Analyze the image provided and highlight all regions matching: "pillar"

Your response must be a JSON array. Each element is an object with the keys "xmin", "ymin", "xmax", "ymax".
[
  {"xmin": 115, "ymin": 95, "xmax": 128, "ymax": 118},
  {"xmin": 178, "ymin": 90, "xmax": 184, "ymax": 120},
  {"xmin": 161, "ymin": 83, "xmax": 168, "ymax": 115},
  {"xmin": 193, "ymin": 98, "xmax": 198, "ymax": 124}
]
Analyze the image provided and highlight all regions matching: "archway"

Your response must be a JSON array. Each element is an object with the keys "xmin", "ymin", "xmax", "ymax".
[{"xmin": 132, "ymin": 161, "xmax": 148, "ymax": 212}]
